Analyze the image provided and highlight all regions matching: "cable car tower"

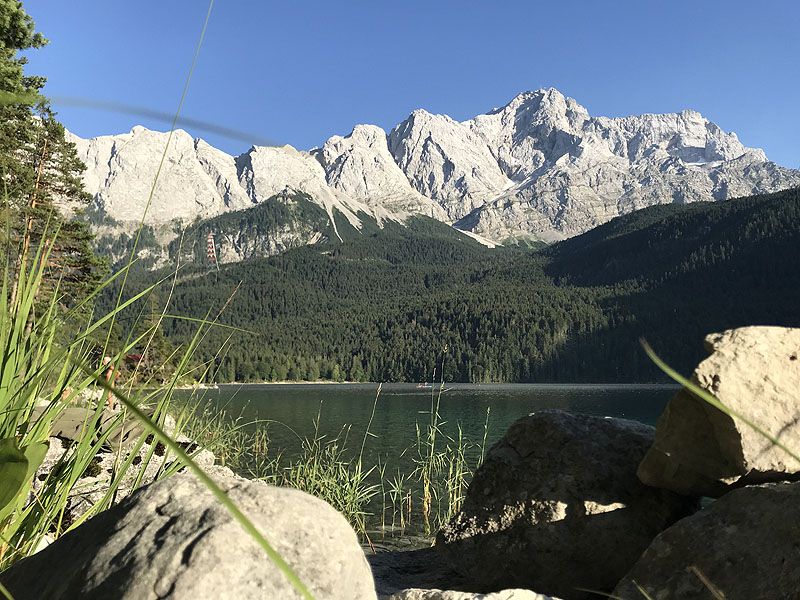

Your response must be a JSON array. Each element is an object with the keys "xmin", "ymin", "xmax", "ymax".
[{"xmin": 206, "ymin": 232, "xmax": 219, "ymax": 271}]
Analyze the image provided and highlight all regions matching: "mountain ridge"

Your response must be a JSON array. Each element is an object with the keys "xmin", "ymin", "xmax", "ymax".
[{"xmin": 68, "ymin": 88, "xmax": 800, "ymax": 254}]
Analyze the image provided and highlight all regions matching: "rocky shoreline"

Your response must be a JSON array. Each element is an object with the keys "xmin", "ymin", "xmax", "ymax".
[{"xmin": 2, "ymin": 326, "xmax": 799, "ymax": 599}]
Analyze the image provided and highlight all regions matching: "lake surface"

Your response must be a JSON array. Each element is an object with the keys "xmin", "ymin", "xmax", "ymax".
[
  {"xmin": 179, "ymin": 383, "xmax": 679, "ymax": 544},
  {"xmin": 183, "ymin": 382, "xmax": 677, "ymax": 470}
]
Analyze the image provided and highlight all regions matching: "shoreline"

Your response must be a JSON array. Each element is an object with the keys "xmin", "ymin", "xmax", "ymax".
[{"xmin": 179, "ymin": 381, "xmax": 681, "ymax": 389}]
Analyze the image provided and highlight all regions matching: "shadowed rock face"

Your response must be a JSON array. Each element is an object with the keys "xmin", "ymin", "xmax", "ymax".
[
  {"xmin": 0, "ymin": 473, "xmax": 377, "ymax": 600},
  {"xmin": 637, "ymin": 326, "xmax": 800, "ymax": 497},
  {"xmin": 435, "ymin": 410, "xmax": 699, "ymax": 600},
  {"xmin": 368, "ymin": 547, "xmax": 470, "ymax": 599},
  {"xmin": 613, "ymin": 482, "xmax": 800, "ymax": 600}
]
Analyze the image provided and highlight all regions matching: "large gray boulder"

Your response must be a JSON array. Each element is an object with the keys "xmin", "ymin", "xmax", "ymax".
[
  {"xmin": 435, "ymin": 410, "xmax": 698, "ymax": 600},
  {"xmin": 613, "ymin": 482, "xmax": 800, "ymax": 600},
  {"xmin": 638, "ymin": 326, "xmax": 800, "ymax": 497},
  {"xmin": 0, "ymin": 472, "xmax": 376, "ymax": 599}
]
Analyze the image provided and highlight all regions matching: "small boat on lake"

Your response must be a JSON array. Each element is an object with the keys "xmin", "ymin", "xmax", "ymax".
[{"xmin": 416, "ymin": 382, "xmax": 433, "ymax": 389}]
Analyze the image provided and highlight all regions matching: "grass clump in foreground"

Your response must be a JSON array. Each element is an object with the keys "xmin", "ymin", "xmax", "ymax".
[
  {"xmin": 0, "ymin": 227, "xmax": 173, "ymax": 569},
  {"xmin": 0, "ymin": 190, "xmax": 316, "ymax": 600},
  {"xmin": 0, "ymin": 1, "xmax": 317, "ymax": 597}
]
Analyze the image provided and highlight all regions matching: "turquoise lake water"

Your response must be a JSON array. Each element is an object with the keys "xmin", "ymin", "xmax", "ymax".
[
  {"xmin": 183, "ymin": 382, "xmax": 676, "ymax": 471},
  {"xmin": 179, "ymin": 383, "xmax": 678, "ymax": 543}
]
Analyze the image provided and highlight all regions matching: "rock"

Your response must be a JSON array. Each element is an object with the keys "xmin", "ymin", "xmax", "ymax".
[
  {"xmin": 613, "ymin": 482, "xmax": 800, "ymax": 600},
  {"xmin": 387, "ymin": 588, "xmax": 560, "ymax": 600},
  {"xmin": 449, "ymin": 89, "xmax": 798, "ymax": 243},
  {"xmin": 435, "ymin": 410, "xmax": 698, "ymax": 600},
  {"xmin": 316, "ymin": 124, "xmax": 447, "ymax": 220},
  {"xmin": 69, "ymin": 88, "xmax": 800, "ymax": 253},
  {"xmin": 1, "ymin": 472, "xmax": 376, "ymax": 599},
  {"xmin": 367, "ymin": 547, "xmax": 468, "ymax": 598},
  {"xmin": 637, "ymin": 326, "xmax": 800, "ymax": 497},
  {"xmin": 31, "ymin": 409, "xmax": 221, "ymax": 530},
  {"xmin": 235, "ymin": 144, "xmax": 365, "ymax": 233},
  {"xmin": 388, "ymin": 109, "xmax": 512, "ymax": 220},
  {"xmin": 69, "ymin": 127, "xmax": 238, "ymax": 226}
]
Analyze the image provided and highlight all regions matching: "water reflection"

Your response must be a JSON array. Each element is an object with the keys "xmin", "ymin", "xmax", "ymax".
[{"xmin": 181, "ymin": 383, "xmax": 677, "ymax": 468}]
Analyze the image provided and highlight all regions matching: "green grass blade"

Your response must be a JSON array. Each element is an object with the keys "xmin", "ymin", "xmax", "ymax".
[
  {"xmin": 0, "ymin": 439, "xmax": 28, "ymax": 518},
  {"xmin": 84, "ymin": 369, "xmax": 316, "ymax": 600},
  {"xmin": 0, "ymin": 578, "xmax": 14, "ymax": 600},
  {"xmin": 161, "ymin": 314, "xmax": 255, "ymax": 334}
]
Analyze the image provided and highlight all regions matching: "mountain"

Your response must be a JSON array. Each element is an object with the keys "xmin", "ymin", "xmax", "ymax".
[
  {"xmin": 122, "ymin": 186, "xmax": 798, "ymax": 384},
  {"xmin": 69, "ymin": 88, "xmax": 800, "ymax": 254}
]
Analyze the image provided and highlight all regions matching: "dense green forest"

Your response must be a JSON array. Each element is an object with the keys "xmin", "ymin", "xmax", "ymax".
[{"xmin": 99, "ymin": 187, "xmax": 800, "ymax": 384}]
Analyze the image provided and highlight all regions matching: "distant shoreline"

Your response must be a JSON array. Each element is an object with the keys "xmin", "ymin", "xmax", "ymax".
[{"xmin": 180, "ymin": 381, "xmax": 680, "ymax": 389}]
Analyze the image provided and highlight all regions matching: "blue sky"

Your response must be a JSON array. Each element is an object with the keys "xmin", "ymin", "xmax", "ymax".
[{"xmin": 23, "ymin": 0, "xmax": 800, "ymax": 168}]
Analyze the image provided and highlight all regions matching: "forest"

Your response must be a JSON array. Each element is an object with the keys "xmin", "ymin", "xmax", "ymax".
[{"xmin": 99, "ymin": 187, "xmax": 800, "ymax": 384}]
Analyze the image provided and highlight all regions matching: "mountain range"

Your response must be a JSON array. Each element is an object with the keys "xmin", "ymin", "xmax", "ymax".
[{"xmin": 70, "ymin": 88, "xmax": 800, "ymax": 258}]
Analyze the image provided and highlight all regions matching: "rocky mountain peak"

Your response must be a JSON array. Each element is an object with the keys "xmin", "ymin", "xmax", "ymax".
[
  {"xmin": 468, "ymin": 89, "xmax": 589, "ymax": 180},
  {"xmin": 70, "ymin": 88, "xmax": 800, "ymax": 254},
  {"xmin": 388, "ymin": 109, "xmax": 512, "ymax": 219},
  {"xmin": 316, "ymin": 124, "xmax": 446, "ymax": 219}
]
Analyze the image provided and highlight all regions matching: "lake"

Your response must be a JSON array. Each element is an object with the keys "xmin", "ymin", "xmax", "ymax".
[
  {"xmin": 177, "ymin": 383, "xmax": 678, "ymax": 544},
  {"xmin": 181, "ymin": 382, "xmax": 676, "ymax": 479},
  {"xmin": 183, "ymin": 382, "xmax": 675, "ymax": 450}
]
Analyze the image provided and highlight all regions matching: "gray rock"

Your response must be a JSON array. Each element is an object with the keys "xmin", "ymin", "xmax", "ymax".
[
  {"xmin": 388, "ymin": 109, "xmax": 513, "ymax": 220},
  {"xmin": 613, "ymin": 482, "xmax": 800, "ymax": 600},
  {"xmin": 435, "ymin": 410, "xmax": 698, "ymax": 600},
  {"xmin": 31, "ymin": 411, "xmax": 220, "ymax": 530},
  {"xmin": 387, "ymin": 588, "xmax": 560, "ymax": 600},
  {"xmin": 367, "ymin": 547, "xmax": 468, "ymax": 598},
  {"xmin": 70, "ymin": 127, "xmax": 241, "ymax": 226},
  {"xmin": 1, "ymin": 472, "xmax": 376, "ymax": 599},
  {"xmin": 68, "ymin": 89, "xmax": 800, "ymax": 255},
  {"xmin": 637, "ymin": 326, "xmax": 800, "ymax": 497},
  {"xmin": 458, "ymin": 90, "xmax": 800, "ymax": 243},
  {"xmin": 316, "ymin": 124, "xmax": 447, "ymax": 220}
]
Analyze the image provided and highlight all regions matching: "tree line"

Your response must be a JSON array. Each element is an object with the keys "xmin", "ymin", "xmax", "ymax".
[{"xmin": 118, "ymin": 187, "xmax": 800, "ymax": 384}]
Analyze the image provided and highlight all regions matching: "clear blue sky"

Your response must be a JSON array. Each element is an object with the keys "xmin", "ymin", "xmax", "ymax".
[{"xmin": 23, "ymin": 0, "xmax": 800, "ymax": 168}]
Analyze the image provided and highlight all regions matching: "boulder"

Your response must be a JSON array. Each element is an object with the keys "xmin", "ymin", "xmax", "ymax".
[
  {"xmin": 638, "ymin": 326, "xmax": 800, "ymax": 497},
  {"xmin": 613, "ymin": 482, "xmax": 800, "ymax": 600},
  {"xmin": 0, "ymin": 472, "xmax": 376, "ymax": 599},
  {"xmin": 435, "ymin": 410, "xmax": 698, "ymax": 600}
]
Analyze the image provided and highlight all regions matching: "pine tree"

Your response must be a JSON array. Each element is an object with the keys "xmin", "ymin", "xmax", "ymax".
[
  {"xmin": 1, "ymin": 1, "xmax": 105, "ymax": 307},
  {"xmin": 0, "ymin": 1, "xmax": 46, "ymax": 199}
]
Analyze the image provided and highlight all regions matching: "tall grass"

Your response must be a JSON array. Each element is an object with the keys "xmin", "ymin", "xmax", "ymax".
[
  {"xmin": 174, "ymin": 366, "xmax": 492, "ymax": 542},
  {"xmin": 0, "ymin": 220, "xmax": 189, "ymax": 569},
  {"xmin": 174, "ymin": 390, "xmax": 382, "ymax": 535},
  {"xmin": 411, "ymin": 350, "xmax": 490, "ymax": 536}
]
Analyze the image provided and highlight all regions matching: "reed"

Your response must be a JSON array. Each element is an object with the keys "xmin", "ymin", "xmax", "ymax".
[
  {"xmin": 410, "ymin": 349, "xmax": 491, "ymax": 535},
  {"xmin": 173, "ymin": 366, "xmax": 493, "ymax": 542},
  {"xmin": 173, "ymin": 396, "xmax": 381, "ymax": 534}
]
